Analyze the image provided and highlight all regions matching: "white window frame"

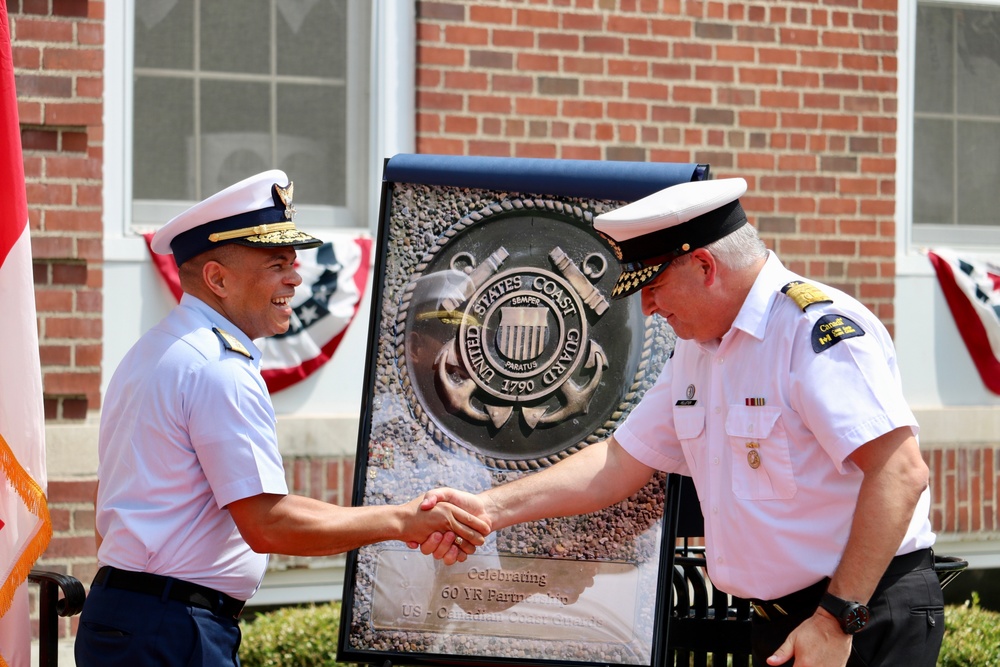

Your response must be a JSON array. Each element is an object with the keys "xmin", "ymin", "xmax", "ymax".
[{"xmin": 103, "ymin": 0, "xmax": 414, "ymax": 262}]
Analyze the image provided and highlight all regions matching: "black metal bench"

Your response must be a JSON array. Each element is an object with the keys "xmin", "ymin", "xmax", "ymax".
[
  {"xmin": 661, "ymin": 474, "xmax": 967, "ymax": 666},
  {"xmin": 27, "ymin": 569, "xmax": 85, "ymax": 667}
]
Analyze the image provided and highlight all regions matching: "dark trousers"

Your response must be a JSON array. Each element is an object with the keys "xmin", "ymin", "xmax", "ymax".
[
  {"xmin": 750, "ymin": 549, "xmax": 944, "ymax": 667},
  {"xmin": 75, "ymin": 582, "xmax": 242, "ymax": 667}
]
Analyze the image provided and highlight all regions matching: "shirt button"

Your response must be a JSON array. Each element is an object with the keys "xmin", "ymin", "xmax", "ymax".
[
  {"xmin": 717, "ymin": 357, "xmax": 724, "ymax": 364},
  {"xmin": 713, "ymin": 457, "xmax": 720, "ymax": 465},
  {"xmin": 712, "ymin": 506, "xmax": 719, "ymax": 514},
  {"xmin": 716, "ymin": 556, "xmax": 724, "ymax": 564},
  {"xmin": 748, "ymin": 424, "xmax": 754, "ymax": 433},
  {"xmin": 714, "ymin": 406, "xmax": 721, "ymax": 414}
]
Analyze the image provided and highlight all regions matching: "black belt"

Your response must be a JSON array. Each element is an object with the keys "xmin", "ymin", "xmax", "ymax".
[
  {"xmin": 750, "ymin": 548, "xmax": 935, "ymax": 622},
  {"xmin": 93, "ymin": 566, "xmax": 246, "ymax": 619}
]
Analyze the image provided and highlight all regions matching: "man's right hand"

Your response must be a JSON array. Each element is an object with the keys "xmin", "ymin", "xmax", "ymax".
[{"xmin": 408, "ymin": 487, "xmax": 494, "ymax": 562}]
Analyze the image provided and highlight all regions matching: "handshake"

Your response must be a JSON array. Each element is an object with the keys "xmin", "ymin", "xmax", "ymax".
[{"xmin": 402, "ymin": 487, "xmax": 495, "ymax": 565}]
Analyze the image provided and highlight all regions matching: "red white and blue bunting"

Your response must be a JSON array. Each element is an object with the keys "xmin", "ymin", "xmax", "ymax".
[{"xmin": 927, "ymin": 248, "xmax": 1000, "ymax": 395}]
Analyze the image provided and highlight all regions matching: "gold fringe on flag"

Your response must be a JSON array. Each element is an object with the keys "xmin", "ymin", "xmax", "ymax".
[{"xmin": 0, "ymin": 431, "xmax": 52, "ymax": 619}]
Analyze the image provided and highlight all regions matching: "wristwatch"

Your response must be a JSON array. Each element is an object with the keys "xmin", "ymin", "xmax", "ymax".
[{"xmin": 819, "ymin": 592, "xmax": 871, "ymax": 635}]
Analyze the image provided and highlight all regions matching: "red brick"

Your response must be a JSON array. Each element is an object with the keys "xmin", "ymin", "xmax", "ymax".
[
  {"xmin": 563, "ymin": 56, "xmax": 603, "ymax": 76},
  {"xmin": 74, "ymin": 343, "xmax": 101, "ymax": 367},
  {"xmin": 562, "ymin": 11, "xmax": 603, "ymax": 32},
  {"xmin": 42, "ymin": 535, "xmax": 94, "ymax": 559},
  {"xmin": 47, "ymin": 479, "xmax": 98, "ymax": 503},
  {"xmin": 418, "ymin": 46, "xmax": 465, "ymax": 67},
  {"xmin": 44, "ymin": 316, "xmax": 102, "ymax": 339},
  {"xmin": 493, "ymin": 29, "xmax": 534, "ymax": 48},
  {"xmin": 562, "ymin": 99, "xmax": 604, "ymax": 119},
  {"xmin": 444, "ymin": 25, "xmax": 489, "ymax": 46},
  {"xmin": 43, "ymin": 47, "xmax": 103, "ymax": 72},
  {"xmin": 39, "ymin": 344, "xmax": 71, "ymax": 365},
  {"xmin": 538, "ymin": 32, "xmax": 579, "ymax": 51},
  {"xmin": 12, "ymin": 18, "xmax": 75, "ymax": 42},
  {"xmin": 35, "ymin": 286, "xmax": 74, "ymax": 311},
  {"xmin": 609, "ymin": 58, "xmax": 648, "ymax": 77},
  {"xmin": 443, "ymin": 114, "xmax": 477, "ymax": 134},
  {"xmin": 516, "ymin": 9, "xmax": 560, "ymax": 29},
  {"xmin": 13, "ymin": 45, "xmax": 42, "ymax": 69},
  {"xmin": 469, "ymin": 5, "xmax": 512, "ymax": 24},
  {"xmin": 45, "ymin": 209, "xmax": 102, "ymax": 233},
  {"xmin": 418, "ymin": 2, "xmax": 466, "ymax": 21},
  {"xmin": 74, "ymin": 74, "xmax": 102, "ymax": 99},
  {"xmin": 467, "ymin": 139, "xmax": 511, "ymax": 156},
  {"xmin": 517, "ymin": 53, "xmax": 559, "ymax": 72}
]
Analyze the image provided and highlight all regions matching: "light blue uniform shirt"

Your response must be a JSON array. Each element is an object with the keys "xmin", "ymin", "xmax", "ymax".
[{"xmin": 96, "ymin": 294, "xmax": 288, "ymax": 599}]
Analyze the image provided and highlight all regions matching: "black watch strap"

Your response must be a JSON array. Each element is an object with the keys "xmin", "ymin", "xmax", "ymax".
[{"xmin": 819, "ymin": 592, "xmax": 871, "ymax": 635}]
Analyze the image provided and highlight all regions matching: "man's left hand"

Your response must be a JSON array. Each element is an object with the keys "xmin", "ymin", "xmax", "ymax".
[{"xmin": 767, "ymin": 611, "xmax": 852, "ymax": 666}]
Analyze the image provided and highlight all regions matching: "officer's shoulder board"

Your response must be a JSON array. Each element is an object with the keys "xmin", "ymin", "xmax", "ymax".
[
  {"xmin": 213, "ymin": 326, "xmax": 254, "ymax": 359},
  {"xmin": 780, "ymin": 281, "xmax": 866, "ymax": 353}
]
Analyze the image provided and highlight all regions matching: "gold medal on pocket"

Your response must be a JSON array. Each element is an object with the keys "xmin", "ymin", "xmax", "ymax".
[{"xmin": 746, "ymin": 441, "xmax": 761, "ymax": 469}]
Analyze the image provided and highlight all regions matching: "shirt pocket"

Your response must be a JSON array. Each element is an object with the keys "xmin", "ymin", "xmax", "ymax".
[
  {"xmin": 725, "ymin": 406, "xmax": 797, "ymax": 500},
  {"xmin": 674, "ymin": 406, "xmax": 706, "ymax": 474}
]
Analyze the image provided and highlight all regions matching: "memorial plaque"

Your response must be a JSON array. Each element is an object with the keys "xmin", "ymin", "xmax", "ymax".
[{"xmin": 340, "ymin": 155, "xmax": 708, "ymax": 667}]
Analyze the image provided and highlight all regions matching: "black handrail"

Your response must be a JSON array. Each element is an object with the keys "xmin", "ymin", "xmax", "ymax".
[{"xmin": 27, "ymin": 569, "xmax": 86, "ymax": 667}]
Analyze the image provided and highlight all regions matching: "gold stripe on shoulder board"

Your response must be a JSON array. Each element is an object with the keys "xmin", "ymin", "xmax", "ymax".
[
  {"xmin": 781, "ymin": 281, "xmax": 832, "ymax": 311},
  {"xmin": 213, "ymin": 327, "xmax": 253, "ymax": 359}
]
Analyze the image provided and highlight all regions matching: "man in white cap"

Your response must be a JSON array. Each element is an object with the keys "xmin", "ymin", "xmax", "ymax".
[
  {"xmin": 76, "ymin": 171, "xmax": 490, "ymax": 667},
  {"xmin": 415, "ymin": 178, "xmax": 942, "ymax": 667}
]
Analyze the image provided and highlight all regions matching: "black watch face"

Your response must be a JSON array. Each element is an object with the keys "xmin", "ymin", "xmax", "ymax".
[{"xmin": 844, "ymin": 604, "xmax": 870, "ymax": 634}]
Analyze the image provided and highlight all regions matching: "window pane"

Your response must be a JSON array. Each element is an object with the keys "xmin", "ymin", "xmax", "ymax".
[
  {"xmin": 132, "ymin": 0, "xmax": 361, "ymax": 222},
  {"xmin": 915, "ymin": 5, "xmax": 953, "ymax": 114},
  {"xmin": 277, "ymin": 83, "xmax": 345, "ymax": 206},
  {"xmin": 957, "ymin": 120, "xmax": 1000, "ymax": 226},
  {"xmin": 201, "ymin": 81, "xmax": 270, "ymax": 134},
  {"xmin": 199, "ymin": 81, "xmax": 271, "ymax": 197},
  {"xmin": 955, "ymin": 9, "xmax": 1000, "ymax": 116},
  {"xmin": 201, "ymin": 0, "xmax": 270, "ymax": 75},
  {"xmin": 277, "ymin": 0, "xmax": 347, "ymax": 79},
  {"xmin": 913, "ymin": 3, "xmax": 1000, "ymax": 232},
  {"xmin": 133, "ymin": 77, "xmax": 194, "ymax": 200},
  {"xmin": 134, "ymin": 0, "xmax": 194, "ymax": 70},
  {"xmin": 912, "ymin": 118, "xmax": 954, "ymax": 227}
]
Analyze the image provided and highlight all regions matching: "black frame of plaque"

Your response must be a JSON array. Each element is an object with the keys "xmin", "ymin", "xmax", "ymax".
[{"xmin": 339, "ymin": 155, "xmax": 709, "ymax": 667}]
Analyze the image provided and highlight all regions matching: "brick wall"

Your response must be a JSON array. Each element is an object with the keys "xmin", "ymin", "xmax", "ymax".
[
  {"xmin": 926, "ymin": 446, "xmax": 1000, "ymax": 536},
  {"xmin": 414, "ymin": 0, "xmax": 900, "ymax": 327},
  {"xmin": 12, "ymin": 0, "xmax": 105, "ymax": 419}
]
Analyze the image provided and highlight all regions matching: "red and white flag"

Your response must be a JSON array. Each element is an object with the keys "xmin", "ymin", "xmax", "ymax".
[
  {"xmin": 927, "ymin": 248, "xmax": 1000, "ymax": 395},
  {"xmin": 0, "ymin": 3, "xmax": 53, "ymax": 666}
]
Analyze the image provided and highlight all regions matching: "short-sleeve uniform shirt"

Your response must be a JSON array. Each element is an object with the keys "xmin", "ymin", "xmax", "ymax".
[
  {"xmin": 96, "ymin": 294, "xmax": 288, "ymax": 600},
  {"xmin": 615, "ymin": 253, "xmax": 935, "ymax": 600}
]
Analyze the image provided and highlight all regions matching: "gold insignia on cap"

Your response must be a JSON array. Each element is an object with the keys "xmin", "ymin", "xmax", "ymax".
[
  {"xmin": 213, "ymin": 326, "xmax": 253, "ymax": 359},
  {"xmin": 596, "ymin": 231, "xmax": 623, "ymax": 260},
  {"xmin": 209, "ymin": 222, "xmax": 297, "ymax": 243},
  {"xmin": 274, "ymin": 182, "xmax": 296, "ymax": 221},
  {"xmin": 243, "ymin": 228, "xmax": 314, "ymax": 245},
  {"xmin": 781, "ymin": 281, "xmax": 833, "ymax": 311}
]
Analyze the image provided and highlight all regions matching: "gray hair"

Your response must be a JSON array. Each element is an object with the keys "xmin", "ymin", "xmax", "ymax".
[{"xmin": 703, "ymin": 223, "xmax": 767, "ymax": 270}]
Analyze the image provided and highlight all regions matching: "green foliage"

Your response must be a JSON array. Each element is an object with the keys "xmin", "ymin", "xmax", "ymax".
[
  {"xmin": 240, "ymin": 602, "xmax": 346, "ymax": 667},
  {"xmin": 938, "ymin": 593, "xmax": 1000, "ymax": 667},
  {"xmin": 238, "ymin": 595, "xmax": 1000, "ymax": 667}
]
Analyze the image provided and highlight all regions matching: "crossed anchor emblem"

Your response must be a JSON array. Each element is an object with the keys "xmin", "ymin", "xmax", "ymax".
[{"xmin": 432, "ymin": 245, "xmax": 610, "ymax": 431}]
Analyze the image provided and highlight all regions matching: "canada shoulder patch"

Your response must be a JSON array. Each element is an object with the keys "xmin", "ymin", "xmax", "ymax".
[
  {"xmin": 781, "ymin": 281, "xmax": 833, "ymax": 311},
  {"xmin": 213, "ymin": 327, "xmax": 253, "ymax": 359},
  {"xmin": 811, "ymin": 314, "xmax": 865, "ymax": 353}
]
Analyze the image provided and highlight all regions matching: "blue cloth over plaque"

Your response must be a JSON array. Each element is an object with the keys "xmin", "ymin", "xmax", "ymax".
[{"xmin": 383, "ymin": 154, "xmax": 708, "ymax": 202}]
